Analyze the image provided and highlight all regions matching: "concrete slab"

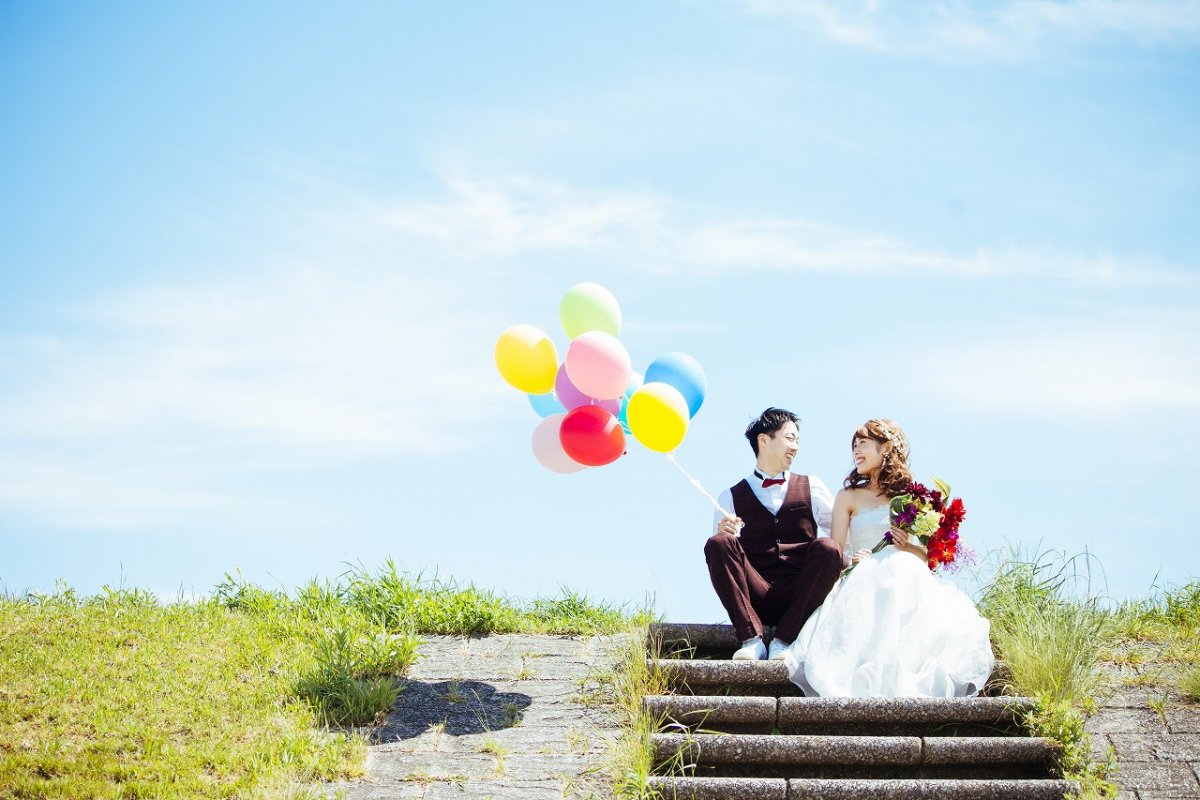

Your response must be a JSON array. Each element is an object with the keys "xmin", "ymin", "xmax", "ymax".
[
  {"xmin": 1166, "ymin": 707, "xmax": 1200, "ymax": 734},
  {"xmin": 1109, "ymin": 732, "xmax": 1200, "ymax": 762},
  {"xmin": 328, "ymin": 633, "xmax": 623, "ymax": 800},
  {"xmin": 1084, "ymin": 708, "xmax": 1168, "ymax": 736},
  {"xmin": 1111, "ymin": 761, "xmax": 1200, "ymax": 794}
]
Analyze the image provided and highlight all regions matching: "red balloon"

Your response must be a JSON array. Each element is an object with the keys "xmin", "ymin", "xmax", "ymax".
[{"xmin": 559, "ymin": 405, "xmax": 625, "ymax": 467}]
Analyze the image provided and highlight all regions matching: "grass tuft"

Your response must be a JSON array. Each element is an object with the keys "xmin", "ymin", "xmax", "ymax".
[
  {"xmin": 295, "ymin": 625, "xmax": 418, "ymax": 726},
  {"xmin": 605, "ymin": 624, "xmax": 670, "ymax": 799},
  {"xmin": 1181, "ymin": 663, "xmax": 1200, "ymax": 702},
  {"xmin": 979, "ymin": 549, "xmax": 1109, "ymax": 703},
  {"xmin": 976, "ymin": 548, "xmax": 1120, "ymax": 797},
  {"xmin": 1020, "ymin": 695, "xmax": 1117, "ymax": 799},
  {"xmin": 339, "ymin": 560, "xmax": 646, "ymax": 635}
]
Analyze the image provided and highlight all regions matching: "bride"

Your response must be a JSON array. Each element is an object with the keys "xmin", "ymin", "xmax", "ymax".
[{"xmin": 783, "ymin": 419, "xmax": 994, "ymax": 698}]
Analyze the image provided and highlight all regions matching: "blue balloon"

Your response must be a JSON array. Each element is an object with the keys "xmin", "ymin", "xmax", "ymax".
[
  {"xmin": 528, "ymin": 391, "xmax": 566, "ymax": 418},
  {"xmin": 644, "ymin": 352, "xmax": 706, "ymax": 418},
  {"xmin": 617, "ymin": 370, "xmax": 644, "ymax": 434}
]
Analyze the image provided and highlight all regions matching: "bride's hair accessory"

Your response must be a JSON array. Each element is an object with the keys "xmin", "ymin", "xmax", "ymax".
[{"xmin": 873, "ymin": 420, "xmax": 908, "ymax": 460}]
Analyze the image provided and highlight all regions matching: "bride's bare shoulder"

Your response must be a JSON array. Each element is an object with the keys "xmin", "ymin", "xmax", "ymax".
[{"xmin": 834, "ymin": 486, "xmax": 869, "ymax": 509}]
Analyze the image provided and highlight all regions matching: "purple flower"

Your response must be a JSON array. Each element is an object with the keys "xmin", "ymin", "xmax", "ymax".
[
  {"xmin": 942, "ymin": 544, "xmax": 979, "ymax": 574},
  {"xmin": 895, "ymin": 503, "xmax": 919, "ymax": 527}
]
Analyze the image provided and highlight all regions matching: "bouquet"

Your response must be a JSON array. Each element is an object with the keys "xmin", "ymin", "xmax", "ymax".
[{"xmin": 841, "ymin": 478, "xmax": 970, "ymax": 578}]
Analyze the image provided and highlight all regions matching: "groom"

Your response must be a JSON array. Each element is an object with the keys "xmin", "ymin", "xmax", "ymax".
[{"xmin": 705, "ymin": 407, "xmax": 842, "ymax": 660}]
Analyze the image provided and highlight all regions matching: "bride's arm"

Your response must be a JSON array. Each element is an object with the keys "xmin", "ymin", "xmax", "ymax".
[
  {"xmin": 830, "ymin": 490, "xmax": 852, "ymax": 567},
  {"xmin": 888, "ymin": 526, "xmax": 928, "ymax": 560}
]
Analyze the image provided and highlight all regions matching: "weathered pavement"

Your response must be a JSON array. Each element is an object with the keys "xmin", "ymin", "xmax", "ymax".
[
  {"xmin": 327, "ymin": 633, "xmax": 626, "ymax": 800},
  {"xmin": 1088, "ymin": 658, "xmax": 1200, "ymax": 799}
]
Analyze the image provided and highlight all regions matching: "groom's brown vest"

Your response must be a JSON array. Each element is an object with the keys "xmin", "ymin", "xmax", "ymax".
[{"xmin": 730, "ymin": 474, "xmax": 819, "ymax": 576}]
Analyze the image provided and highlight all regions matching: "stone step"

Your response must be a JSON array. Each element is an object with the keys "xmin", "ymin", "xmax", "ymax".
[
  {"xmin": 644, "ymin": 693, "xmax": 1035, "ymax": 735},
  {"xmin": 650, "ymin": 622, "xmax": 745, "ymax": 655},
  {"xmin": 646, "ymin": 776, "xmax": 1079, "ymax": 799},
  {"xmin": 651, "ymin": 732, "xmax": 1056, "ymax": 778},
  {"xmin": 652, "ymin": 658, "xmax": 798, "ymax": 695},
  {"xmin": 645, "ymin": 694, "xmax": 777, "ymax": 732}
]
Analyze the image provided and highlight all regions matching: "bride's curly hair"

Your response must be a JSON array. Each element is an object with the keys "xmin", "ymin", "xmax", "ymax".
[{"xmin": 843, "ymin": 419, "xmax": 913, "ymax": 497}]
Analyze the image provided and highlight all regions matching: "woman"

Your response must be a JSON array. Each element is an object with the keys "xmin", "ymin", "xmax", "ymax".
[{"xmin": 783, "ymin": 419, "xmax": 994, "ymax": 697}]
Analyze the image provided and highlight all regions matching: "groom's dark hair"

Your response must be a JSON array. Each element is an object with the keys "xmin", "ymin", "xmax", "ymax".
[{"xmin": 745, "ymin": 407, "xmax": 800, "ymax": 456}]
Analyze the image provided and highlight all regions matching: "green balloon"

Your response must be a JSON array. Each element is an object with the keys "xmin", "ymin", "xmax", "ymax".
[{"xmin": 559, "ymin": 282, "xmax": 621, "ymax": 339}]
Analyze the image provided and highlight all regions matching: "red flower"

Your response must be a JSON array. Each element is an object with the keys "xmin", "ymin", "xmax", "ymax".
[
  {"xmin": 907, "ymin": 482, "xmax": 930, "ymax": 500},
  {"xmin": 942, "ymin": 498, "xmax": 966, "ymax": 529}
]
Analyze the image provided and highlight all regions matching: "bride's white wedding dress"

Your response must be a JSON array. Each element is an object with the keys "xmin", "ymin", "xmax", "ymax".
[{"xmin": 783, "ymin": 504, "xmax": 995, "ymax": 697}]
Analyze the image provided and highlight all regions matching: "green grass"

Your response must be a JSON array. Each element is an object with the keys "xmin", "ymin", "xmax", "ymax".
[
  {"xmin": 0, "ymin": 587, "xmax": 365, "ymax": 799},
  {"xmin": 1181, "ymin": 663, "xmax": 1200, "ymax": 702},
  {"xmin": 335, "ymin": 560, "xmax": 642, "ymax": 635},
  {"xmin": 1, "ymin": 564, "xmax": 650, "ymax": 799},
  {"xmin": 605, "ymin": 623, "xmax": 668, "ymax": 800},
  {"xmin": 977, "ymin": 549, "xmax": 1118, "ymax": 797},
  {"xmin": 977, "ymin": 551, "xmax": 1200, "ymax": 798},
  {"xmin": 1109, "ymin": 579, "xmax": 1200, "ymax": 706},
  {"xmin": 979, "ymin": 551, "xmax": 1109, "ymax": 704}
]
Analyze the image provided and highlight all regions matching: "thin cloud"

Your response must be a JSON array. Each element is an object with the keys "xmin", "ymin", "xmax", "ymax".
[
  {"xmin": 676, "ymin": 219, "xmax": 992, "ymax": 277},
  {"xmin": 919, "ymin": 324, "xmax": 1200, "ymax": 417},
  {"xmin": 733, "ymin": 0, "xmax": 1200, "ymax": 60},
  {"xmin": 0, "ymin": 265, "xmax": 509, "ymax": 528},
  {"xmin": 373, "ymin": 172, "xmax": 1195, "ymax": 287},
  {"xmin": 378, "ymin": 173, "xmax": 666, "ymax": 259}
]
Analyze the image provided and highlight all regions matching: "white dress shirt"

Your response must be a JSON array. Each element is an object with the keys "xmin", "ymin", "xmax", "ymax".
[{"xmin": 712, "ymin": 471, "xmax": 835, "ymax": 537}]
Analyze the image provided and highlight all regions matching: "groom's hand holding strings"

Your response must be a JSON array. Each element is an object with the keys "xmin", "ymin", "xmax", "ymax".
[{"xmin": 717, "ymin": 515, "xmax": 744, "ymax": 537}]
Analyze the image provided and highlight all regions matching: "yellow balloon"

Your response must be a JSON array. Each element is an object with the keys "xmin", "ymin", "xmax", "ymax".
[
  {"xmin": 495, "ymin": 324, "xmax": 558, "ymax": 394},
  {"xmin": 627, "ymin": 382, "xmax": 689, "ymax": 452}
]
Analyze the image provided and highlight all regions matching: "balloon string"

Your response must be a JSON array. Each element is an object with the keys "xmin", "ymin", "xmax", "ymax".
[{"xmin": 664, "ymin": 452, "xmax": 734, "ymax": 519}]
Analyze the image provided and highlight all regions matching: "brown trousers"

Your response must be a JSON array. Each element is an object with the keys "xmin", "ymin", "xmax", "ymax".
[{"xmin": 704, "ymin": 534, "xmax": 842, "ymax": 643}]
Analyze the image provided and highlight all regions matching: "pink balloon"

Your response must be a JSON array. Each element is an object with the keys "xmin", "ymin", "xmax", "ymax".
[
  {"xmin": 554, "ymin": 363, "xmax": 620, "ymax": 415},
  {"xmin": 565, "ymin": 331, "xmax": 631, "ymax": 401},
  {"xmin": 531, "ymin": 414, "xmax": 587, "ymax": 473}
]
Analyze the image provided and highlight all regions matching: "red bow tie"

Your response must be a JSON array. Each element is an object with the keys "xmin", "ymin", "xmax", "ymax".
[{"xmin": 761, "ymin": 477, "xmax": 785, "ymax": 488}]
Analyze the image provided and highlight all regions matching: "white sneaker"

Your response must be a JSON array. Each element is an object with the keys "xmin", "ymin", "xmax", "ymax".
[
  {"xmin": 732, "ymin": 636, "xmax": 766, "ymax": 661},
  {"xmin": 768, "ymin": 638, "xmax": 791, "ymax": 660}
]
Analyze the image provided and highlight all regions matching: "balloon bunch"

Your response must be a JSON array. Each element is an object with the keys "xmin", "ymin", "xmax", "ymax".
[{"xmin": 494, "ymin": 282, "xmax": 707, "ymax": 474}]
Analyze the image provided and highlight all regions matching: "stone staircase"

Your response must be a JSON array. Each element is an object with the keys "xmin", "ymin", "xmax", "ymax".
[{"xmin": 642, "ymin": 623, "xmax": 1079, "ymax": 800}]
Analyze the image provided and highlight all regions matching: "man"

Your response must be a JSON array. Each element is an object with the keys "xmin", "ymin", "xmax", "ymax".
[{"xmin": 705, "ymin": 407, "xmax": 842, "ymax": 660}]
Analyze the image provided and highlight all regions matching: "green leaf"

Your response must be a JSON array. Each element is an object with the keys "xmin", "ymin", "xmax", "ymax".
[{"xmin": 932, "ymin": 477, "xmax": 952, "ymax": 499}]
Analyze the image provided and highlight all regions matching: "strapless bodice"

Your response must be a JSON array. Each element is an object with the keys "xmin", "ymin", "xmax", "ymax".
[{"xmin": 845, "ymin": 504, "xmax": 890, "ymax": 559}]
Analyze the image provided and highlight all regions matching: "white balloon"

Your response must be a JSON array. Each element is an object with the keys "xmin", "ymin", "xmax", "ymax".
[{"xmin": 530, "ymin": 414, "xmax": 587, "ymax": 473}]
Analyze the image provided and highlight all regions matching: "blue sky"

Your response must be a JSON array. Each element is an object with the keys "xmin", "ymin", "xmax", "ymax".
[{"xmin": 2, "ymin": 1, "xmax": 1198, "ymax": 620}]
